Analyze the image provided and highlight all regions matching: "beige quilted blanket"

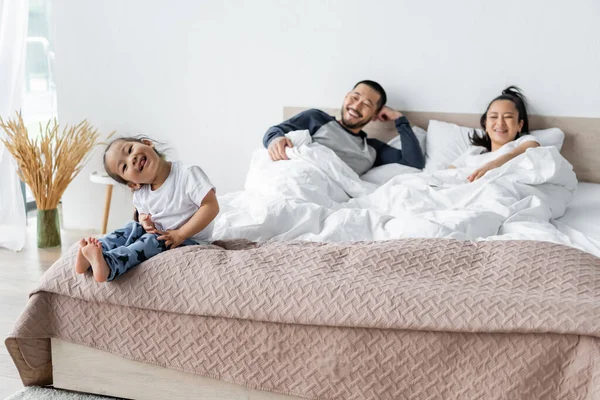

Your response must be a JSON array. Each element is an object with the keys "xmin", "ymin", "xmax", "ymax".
[{"xmin": 6, "ymin": 238, "xmax": 600, "ymax": 399}]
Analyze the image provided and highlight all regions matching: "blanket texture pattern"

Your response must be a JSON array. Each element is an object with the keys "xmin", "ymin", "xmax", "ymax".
[{"xmin": 6, "ymin": 239, "xmax": 600, "ymax": 399}]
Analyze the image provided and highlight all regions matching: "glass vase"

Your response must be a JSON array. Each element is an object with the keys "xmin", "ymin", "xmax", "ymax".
[{"xmin": 37, "ymin": 208, "xmax": 61, "ymax": 248}]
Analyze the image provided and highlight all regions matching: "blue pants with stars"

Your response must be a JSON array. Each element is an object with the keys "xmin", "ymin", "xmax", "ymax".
[{"xmin": 98, "ymin": 221, "xmax": 198, "ymax": 281}]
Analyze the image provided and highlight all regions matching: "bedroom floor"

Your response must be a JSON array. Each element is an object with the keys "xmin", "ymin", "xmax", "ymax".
[{"xmin": 0, "ymin": 212, "xmax": 95, "ymax": 399}]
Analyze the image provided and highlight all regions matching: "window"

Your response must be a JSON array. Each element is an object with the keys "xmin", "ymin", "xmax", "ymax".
[
  {"xmin": 23, "ymin": 0, "xmax": 56, "ymax": 126},
  {"xmin": 22, "ymin": 0, "xmax": 56, "ymax": 209}
]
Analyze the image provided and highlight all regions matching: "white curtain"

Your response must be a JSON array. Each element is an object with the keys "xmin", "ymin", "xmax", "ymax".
[{"xmin": 0, "ymin": 0, "xmax": 29, "ymax": 251}]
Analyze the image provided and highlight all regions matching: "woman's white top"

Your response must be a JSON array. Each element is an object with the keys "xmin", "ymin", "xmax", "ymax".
[{"xmin": 451, "ymin": 135, "xmax": 539, "ymax": 169}]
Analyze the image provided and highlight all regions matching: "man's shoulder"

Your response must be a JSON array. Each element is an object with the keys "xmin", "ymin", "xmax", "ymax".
[{"xmin": 294, "ymin": 108, "xmax": 335, "ymax": 122}]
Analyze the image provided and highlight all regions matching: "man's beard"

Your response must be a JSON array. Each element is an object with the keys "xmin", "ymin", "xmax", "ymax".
[{"xmin": 340, "ymin": 108, "xmax": 369, "ymax": 130}]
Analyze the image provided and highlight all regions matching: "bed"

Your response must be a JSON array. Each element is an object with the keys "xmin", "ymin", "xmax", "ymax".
[
  {"xmin": 552, "ymin": 182, "xmax": 600, "ymax": 257},
  {"xmin": 5, "ymin": 109, "xmax": 600, "ymax": 400}
]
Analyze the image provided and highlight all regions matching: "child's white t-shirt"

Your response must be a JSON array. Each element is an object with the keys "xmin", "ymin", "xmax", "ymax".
[
  {"xmin": 133, "ymin": 161, "xmax": 215, "ymax": 243},
  {"xmin": 451, "ymin": 135, "xmax": 539, "ymax": 169}
]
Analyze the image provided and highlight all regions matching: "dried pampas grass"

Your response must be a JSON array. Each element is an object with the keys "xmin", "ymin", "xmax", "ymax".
[{"xmin": 0, "ymin": 111, "xmax": 110, "ymax": 210}]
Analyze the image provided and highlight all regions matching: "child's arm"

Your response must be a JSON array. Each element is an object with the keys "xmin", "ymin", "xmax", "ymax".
[
  {"xmin": 138, "ymin": 212, "xmax": 157, "ymax": 233},
  {"xmin": 157, "ymin": 189, "xmax": 219, "ymax": 248}
]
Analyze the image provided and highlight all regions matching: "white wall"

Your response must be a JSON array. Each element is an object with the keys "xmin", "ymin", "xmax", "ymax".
[{"xmin": 53, "ymin": 0, "xmax": 600, "ymax": 232}]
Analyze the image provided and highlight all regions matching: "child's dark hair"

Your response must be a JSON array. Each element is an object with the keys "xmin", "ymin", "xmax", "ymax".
[
  {"xmin": 353, "ymin": 80, "xmax": 387, "ymax": 112},
  {"xmin": 470, "ymin": 86, "xmax": 529, "ymax": 151},
  {"xmin": 103, "ymin": 136, "xmax": 165, "ymax": 184}
]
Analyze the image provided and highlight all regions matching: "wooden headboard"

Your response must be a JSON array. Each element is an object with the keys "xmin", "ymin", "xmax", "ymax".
[{"xmin": 284, "ymin": 107, "xmax": 600, "ymax": 184}]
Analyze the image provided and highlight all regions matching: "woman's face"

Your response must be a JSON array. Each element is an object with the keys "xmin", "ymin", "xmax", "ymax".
[{"xmin": 485, "ymin": 99, "xmax": 524, "ymax": 148}]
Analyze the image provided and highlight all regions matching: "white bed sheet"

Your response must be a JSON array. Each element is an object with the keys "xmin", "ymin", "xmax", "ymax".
[{"xmin": 553, "ymin": 182, "xmax": 600, "ymax": 257}]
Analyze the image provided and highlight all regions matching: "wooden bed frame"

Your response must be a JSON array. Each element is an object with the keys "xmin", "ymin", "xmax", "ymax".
[
  {"xmin": 50, "ymin": 110, "xmax": 600, "ymax": 399},
  {"xmin": 52, "ymin": 339, "xmax": 300, "ymax": 399}
]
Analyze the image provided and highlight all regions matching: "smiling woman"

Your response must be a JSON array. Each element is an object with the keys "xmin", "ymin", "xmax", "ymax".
[{"xmin": 449, "ymin": 86, "xmax": 540, "ymax": 182}]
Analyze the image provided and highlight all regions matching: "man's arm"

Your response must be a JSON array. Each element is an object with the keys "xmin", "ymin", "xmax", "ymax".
[
  {"xmin": 262, "ymin": 109, "xmax": 332, "ymax": 161},
  {"xmin": 262, "ymin": 109, "xmax": 325, "ymax": 148},
  {"xmin": 368, "ymin": 107, "xmax": 425, "ymax": 169}
]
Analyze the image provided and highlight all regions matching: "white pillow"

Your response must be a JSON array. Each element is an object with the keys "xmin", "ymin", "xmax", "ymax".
[
  {"xmin": 424, "ymin": 120, "xmax": 565, "ymax": 172},
  {"xmin": 529, "ymin": 127, "xmax": 565, "ymax": 149},
  {"xmin": 424, "ymin": 120, "xmax": 480, "ymax": 172},
  {"xmin": 386, "ymin": 126, "xmax": 427, "ymax": 157}
]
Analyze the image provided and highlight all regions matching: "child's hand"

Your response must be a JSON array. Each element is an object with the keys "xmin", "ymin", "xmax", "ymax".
[
  {"xmin": 156, "ymin": 229, "xmax": 186, "ymax": 249},
  {"xmin": 139, "ymin": 213, "xmax": 156, "ymax": 233}
]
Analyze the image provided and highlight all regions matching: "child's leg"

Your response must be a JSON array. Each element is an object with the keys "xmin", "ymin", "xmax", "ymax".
[
  {"xmin": 81, "ymin": 233, "xmax": 198, "ymax": 283},
  {"xmin": 81, "ymin": 238, "xmax": 111, "ymax": 282},
  {"xmin": 98, "ymin": 221, "xmax": 146, "ymax": 251},
  {"xmin": 76, "ymin": 221, "xmax": 145, "ymax": 275},
  {"xmin": 102, "ymin": 233, "xmax": 167, "ymax": 281},
  {"xmin": 74, "ymin": 238, "xmax": 90, "ymax": 274}
]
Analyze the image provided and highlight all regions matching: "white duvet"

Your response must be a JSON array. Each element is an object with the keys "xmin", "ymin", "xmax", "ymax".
[{"xmin": 214, "ymin": 132, "xmax": 578, "ymax": 249}]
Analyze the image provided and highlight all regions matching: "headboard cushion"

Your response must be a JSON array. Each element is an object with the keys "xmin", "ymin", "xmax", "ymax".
[{"xmin": 283, "ymin": 107, "xmax": 600, "ymax": 183}]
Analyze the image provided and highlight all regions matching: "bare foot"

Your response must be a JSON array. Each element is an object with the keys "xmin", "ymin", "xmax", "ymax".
[
  {"xmin": 74, "ymin": 238, "xmax": 90, "ymax": 274},
  {"xmin": 81, "ymin": 240, "xmax": 110, "ymax": 283}
]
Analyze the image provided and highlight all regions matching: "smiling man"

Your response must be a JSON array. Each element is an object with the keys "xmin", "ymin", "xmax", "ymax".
[{"xmin": 262, "ymin": 80, "xmax": 425, "ymax": 175}]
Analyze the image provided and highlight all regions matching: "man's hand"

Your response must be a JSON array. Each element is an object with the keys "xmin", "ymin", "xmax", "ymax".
[
  {"xmin": 139, "ymin": 213, "xmax": 156, "ymax": 233},
  {"xmin": 156, "ymin": 229, "xmax": 186, "ymax": 249},
  {"xmin": 376, "ymin": 106, "xmax": 403, "ymax": 122},
  {"xmin": 267, "ymin": 137, "xmax": 293, "ymax": 161}
]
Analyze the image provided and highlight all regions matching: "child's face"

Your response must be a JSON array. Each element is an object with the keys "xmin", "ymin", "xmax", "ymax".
[{"xmin": 105, "ymin": 140, "xmax": 162, "ymax": 188}]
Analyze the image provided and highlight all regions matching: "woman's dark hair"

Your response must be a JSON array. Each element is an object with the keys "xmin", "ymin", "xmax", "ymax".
[
  {"xmin": 470, "ymin": 86, "xmax": 529, "ymax": 151},
  {"xmin": 103, "ymin": 136, "xmax": 165, "ymax": 184}
]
